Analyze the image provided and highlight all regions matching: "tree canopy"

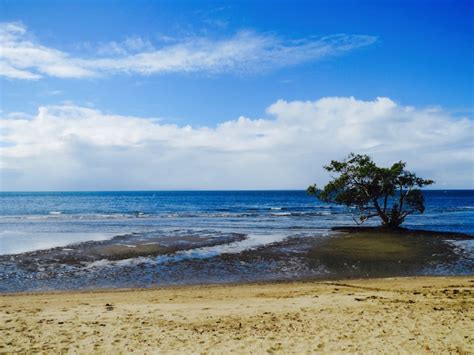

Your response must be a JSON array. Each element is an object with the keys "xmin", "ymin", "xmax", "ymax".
[{"xmin": 307, "ymin": 153, "xmax": 434, "ymax": 228}]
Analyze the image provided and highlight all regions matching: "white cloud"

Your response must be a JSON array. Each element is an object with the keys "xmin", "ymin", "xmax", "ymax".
[
  {"xmin": 0, "ymin": 22, "xmax": 95, "ymax": 79},
  {"xmin": 96, "ymin": 37, "xmax": 155, "ymax": 56},
  {"xmin": 0, "ymin": 61, "xmax": 42, "ymax": 80},
  {"xmin": 0, "ymin": 97, "xmax": 472, "ymax": 190},
  {"xmin": 0, "ymin": 22, "xmax": 376, "ymax": 80}
]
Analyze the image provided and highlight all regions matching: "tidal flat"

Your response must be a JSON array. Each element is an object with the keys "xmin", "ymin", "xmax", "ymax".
[
  {"xmin": 1, "ymin": 227, "xmax": 472, "ymax": 292},
  {"xmin": 306, "ymin": 227, "xmax": 474, "ymax": 277}
]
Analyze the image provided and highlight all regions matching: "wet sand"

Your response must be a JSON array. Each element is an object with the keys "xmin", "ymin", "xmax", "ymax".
[
  {"xmin": 1, "ymin": 276, "xmax": 473, "ymax": 353},
  {"xmin": 3, "ymin": 227, "xmax": 472, "ymax": 293}
]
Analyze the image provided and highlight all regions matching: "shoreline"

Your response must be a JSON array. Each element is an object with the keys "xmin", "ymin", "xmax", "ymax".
[
  {"xmin": 1, "ymin": 275, "xmax": 473, "ymax": 352},
  {"xmin": 0, "ymin": 273, "xmax": 473, "ymax": 297}
]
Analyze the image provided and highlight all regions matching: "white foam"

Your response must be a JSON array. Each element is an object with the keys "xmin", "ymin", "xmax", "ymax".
[
  {"xmin": 86, "ymin": 233, "xmax": 289, "ymax": 269},
  {"xmin": 447, "ymin": 239, "xmax": 474, "ymax": 257}
]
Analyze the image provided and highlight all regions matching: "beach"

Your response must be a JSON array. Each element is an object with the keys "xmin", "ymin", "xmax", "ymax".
[{"xmin": 1, "ymin": 276, "xmax": 473, "ymax": 353}]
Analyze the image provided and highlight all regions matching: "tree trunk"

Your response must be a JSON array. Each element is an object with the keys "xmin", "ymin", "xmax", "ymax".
[
  {"xmin": 380, "ymin": 204, "xmax": 403, "ymax": 228},
  {"xmin": 386, "ymin": 218, "xmax": 403, "ymax": 228}
]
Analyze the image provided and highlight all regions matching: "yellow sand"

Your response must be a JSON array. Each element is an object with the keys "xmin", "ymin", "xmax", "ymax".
[{"xmin": 1, "ymin": 276, "xmax": 473, "ymax": 353}]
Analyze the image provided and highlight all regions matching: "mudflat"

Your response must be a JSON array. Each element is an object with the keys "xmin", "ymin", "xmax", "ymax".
[{"xmin": 1, "ymin": 276, "xmax": 473, "ymax": 353}]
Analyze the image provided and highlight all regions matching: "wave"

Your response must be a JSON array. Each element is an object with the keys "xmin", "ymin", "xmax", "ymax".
[
  {"xmin": 1, "ymin": 203, "xmax": 471, "ymax": 223},
  {"xmin": 0, "ymin": 208, "xmax": 339, "ymax": 220},
  {"xmin": 271, "ymin": 212, "xmax": 292, "ymax": 216}
]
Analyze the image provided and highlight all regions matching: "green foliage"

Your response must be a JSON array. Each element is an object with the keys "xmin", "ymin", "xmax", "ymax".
[{"xmin": 307, "ymin": 153, "xmax": 434, "ymax": 227}]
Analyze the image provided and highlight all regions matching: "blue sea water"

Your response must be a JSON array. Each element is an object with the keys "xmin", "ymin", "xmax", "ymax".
[{"xmin": 0, "ymin": 190, "xmax": 473, "ymax": 255}]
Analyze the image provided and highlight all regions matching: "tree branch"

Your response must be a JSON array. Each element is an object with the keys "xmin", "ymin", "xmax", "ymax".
[
  {"xmin": 400, "ymin": 209, "xmax": 416, "ymax": 220},
  {"xmin": 373, "ymin": 198, "xmax": 388, "ymax": 224}
]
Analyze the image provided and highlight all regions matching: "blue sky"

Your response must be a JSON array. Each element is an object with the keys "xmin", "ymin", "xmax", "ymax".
[{"xmin": 0, "ymin": 0, "xmax": 473, "ymax": 190}]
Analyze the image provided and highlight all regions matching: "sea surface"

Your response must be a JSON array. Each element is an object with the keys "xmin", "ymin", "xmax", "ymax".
[{"xmin": 0, "ymin": 190, "xmax": 473, "ymax": 292}]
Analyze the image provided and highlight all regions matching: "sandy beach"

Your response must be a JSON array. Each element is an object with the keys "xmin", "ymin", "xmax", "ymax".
[{"xmin": 1, "ymin": 276, "xmax": 473, "ymax": 353}]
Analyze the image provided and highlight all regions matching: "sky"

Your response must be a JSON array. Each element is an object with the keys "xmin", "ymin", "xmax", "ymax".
[{"xmin": 0, "ymin": 0, "xmax": 473, "ymax": 190}]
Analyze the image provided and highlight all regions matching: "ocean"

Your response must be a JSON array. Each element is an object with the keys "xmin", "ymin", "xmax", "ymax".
[{"xmin": 0, "ymin": 190, "xmax": 473, "ymax": 292}]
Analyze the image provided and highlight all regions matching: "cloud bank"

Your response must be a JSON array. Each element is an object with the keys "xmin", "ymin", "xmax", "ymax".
[
  {"xmin": 1, "ymin": 97, "xmax": 472, "ymax": 190},
  {"xmin": 0, "ymin": 22, "xmax": 376, "ymax": 80}
]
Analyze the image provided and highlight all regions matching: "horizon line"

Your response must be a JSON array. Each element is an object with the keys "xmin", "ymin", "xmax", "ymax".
[{"xmin": 1, "ymin": 188, "xmax": 473, "ymax": 193}]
